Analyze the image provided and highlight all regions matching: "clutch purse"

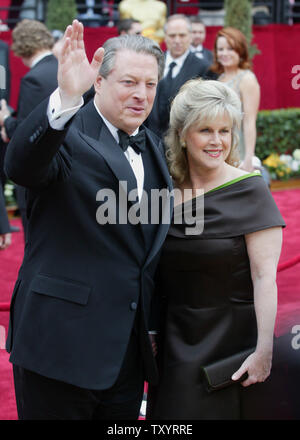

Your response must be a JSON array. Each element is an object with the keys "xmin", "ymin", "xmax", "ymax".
[{"xmin": 200, "ymin": 348, "xmax": 254, "ymax": 393}]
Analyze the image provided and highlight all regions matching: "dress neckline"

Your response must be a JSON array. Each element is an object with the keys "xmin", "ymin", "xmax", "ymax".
[
  {"xmin": 205, "ymin": 171, "xmax": 261, "ymax": 195},
  {"xmin": 174, "ymin": 171, "xmax": 261, "ymax": 208}
]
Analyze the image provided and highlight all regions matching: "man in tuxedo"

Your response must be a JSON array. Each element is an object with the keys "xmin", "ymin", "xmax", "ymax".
[
  {"xmin": 0, "ymin": 19, "xmax": 58, "ymax": 237},
  {"xmin": 4, "ymin": 20, "xmax": 172, "ymax": 420},
  {"xmin": 147, "ymin": 14, "xmax": 209, "ymax": 137},
  {"xmin": 190, "ymin": 16, "xmax": 213, "ymax": 66}
]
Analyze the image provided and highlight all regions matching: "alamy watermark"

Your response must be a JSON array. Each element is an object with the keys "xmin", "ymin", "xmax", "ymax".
[
  {"xmin": 0, "ymin": 325, "xmax": 6, "ymax": 350},
  {"xmin": 0, "ymin": 65, "xmax": 6, "ymax": 91},
  {"xmin": 96, "ymin": 182, "xmax": 204, "ymax": 236},
  {"xmin": 291, "ymin": 324, "xmax": 300, "ymax": 350},
  {"xmin": 291, "ymin": 65, "xmax": 300, "ymax": 90}
]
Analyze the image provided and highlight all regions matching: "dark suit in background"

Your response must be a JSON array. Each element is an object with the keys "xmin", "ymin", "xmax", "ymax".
[
  {"xmin": 146, "ymin": 14, "xmax": 209, "ymax": 138},
  {"xmin": 190, "ymin": 45, "xmax": 214, "ymax": 66},
  {"xmin": 147, "ymin": 51, "xmax": 208, "ymax": 137},
  {"xmin": 4, "ymin": 54, "xmax": 58, "ymax": 138},
  {"xmin": 4, "ymin": 54, "xmax": 58, "ymax": 236},
  {"xmin": 190, "ymin": 16, "xmax": 214, "ymax": 68}
]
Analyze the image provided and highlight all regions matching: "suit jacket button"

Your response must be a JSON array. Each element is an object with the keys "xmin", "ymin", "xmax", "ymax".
[{"xmin": 130, "ymin": 301, "xmax": 137, "ymax": 311}]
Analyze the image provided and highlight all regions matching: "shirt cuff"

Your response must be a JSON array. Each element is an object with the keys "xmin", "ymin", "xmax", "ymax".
[{"xmin": 47, "ymin": 88, "xmax": 84, "ymax": 130}]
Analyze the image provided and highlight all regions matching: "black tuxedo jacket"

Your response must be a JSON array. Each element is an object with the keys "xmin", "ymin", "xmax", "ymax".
[
  {"xmin": 190, "ymin": 46, "xmax": 214, "ymax": 67},
  {"xmin": 4, "ymin": 98, "xmax": 173, "ymax": 390},
  {"xmin": 203, "ymin": 47, "xmax": 214, "ymax": 66},
  {"xmin": 201, "ymin": 47, "xmax": 214, "ymax": 66},
  {"xmin": 146, "ymin": 51, "xmax": 209, "ymax": 137},
  {"xmin": 4, "ymin": 54, "xmax": 58, "ymax": 231},
  {"xmin": 4, "ymin": 54, "xmax": 58, "ymax": 139}
]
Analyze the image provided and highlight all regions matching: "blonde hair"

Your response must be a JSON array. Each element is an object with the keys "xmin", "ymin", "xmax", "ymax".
[{"xmin": 165, "ymin": 79, "xmax": 242, "ymax": 184}]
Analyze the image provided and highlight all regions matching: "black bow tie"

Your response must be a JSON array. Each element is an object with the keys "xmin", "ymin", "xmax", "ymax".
[{"xmin": 117, "ymin": 129, "xmax": 146, "ymax": 154}]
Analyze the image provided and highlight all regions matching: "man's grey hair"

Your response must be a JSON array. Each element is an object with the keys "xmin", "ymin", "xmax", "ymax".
[
  {"xmin": 164, "ymin": 14, "xmax": 192, "ymax": 33},
  {"xmin": 99, "ymin": 34, "xmax": 165, "ymax": 81}
]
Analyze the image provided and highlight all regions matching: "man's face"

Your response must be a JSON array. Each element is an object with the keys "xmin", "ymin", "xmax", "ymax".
[
  {"xmin": 128, "ymin": 22, "xmax": 143, "ymax": 35},
  {"xmin": 94, "ymin": 49, "xmax": 159, "ymax": 134},
  {"xmin": 191, "ymin": 23, "xmax": 206, "ymax": 47},
  {"xmin": 165, "ymin": 18, "xmax": 192, "ymax": 59}
]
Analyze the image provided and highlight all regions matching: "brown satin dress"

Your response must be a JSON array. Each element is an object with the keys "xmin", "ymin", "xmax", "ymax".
[{"xmin": 147, "ymin": 173, "xmax": 285, "ymax": 420}]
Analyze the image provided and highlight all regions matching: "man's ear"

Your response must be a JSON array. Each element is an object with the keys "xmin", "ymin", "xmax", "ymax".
[{"xmin": 94, "ymin": 75, "xmax": 103, "ymax": 93}]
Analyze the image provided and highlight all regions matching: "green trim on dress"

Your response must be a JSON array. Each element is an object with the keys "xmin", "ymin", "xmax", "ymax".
[{"xmin": 206, "ymin": 171, "xmax": 261, "ymax": 194}]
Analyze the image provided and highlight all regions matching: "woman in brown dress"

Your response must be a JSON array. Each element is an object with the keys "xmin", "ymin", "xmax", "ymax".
[{"xmin": 147, "ymin": 79, "xmax": 285, "ymax": 420}]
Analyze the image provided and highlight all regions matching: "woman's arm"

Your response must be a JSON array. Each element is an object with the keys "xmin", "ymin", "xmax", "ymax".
[
  {"xmin": 232, "ymin": 226, "xmax": 283, "ymax": 387},
  {"xmin": 239, "ymin": 73, "xmax": 260, "ymax": 172}
]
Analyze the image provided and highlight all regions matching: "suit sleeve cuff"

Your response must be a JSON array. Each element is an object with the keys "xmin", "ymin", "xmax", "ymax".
[{"xmin": 47, "ymin": 88, "xmax": 84, "ymax": 130}]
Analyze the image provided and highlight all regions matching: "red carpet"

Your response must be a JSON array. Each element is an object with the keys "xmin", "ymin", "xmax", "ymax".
[
  {"xmin": 273, "ymin": 189, "xmax": 300, "ymax": 336},
  {"xmin": 0, "ymin": 188, "xmax": 299, "ymax": 420},
  {"xmin": 0, "ymin": 219, "xmax": 23, "ymax": 420}
]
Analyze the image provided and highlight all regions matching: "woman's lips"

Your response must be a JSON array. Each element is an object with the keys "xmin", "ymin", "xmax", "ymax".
[{"xmin": 204, "ymin": 149, "xmax": 222, "ymax": 158}]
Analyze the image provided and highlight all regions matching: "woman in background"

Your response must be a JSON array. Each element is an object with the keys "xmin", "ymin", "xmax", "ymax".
[{"xmin": 211, "ymin": 27, "xmax": 260, "ymax": 173}]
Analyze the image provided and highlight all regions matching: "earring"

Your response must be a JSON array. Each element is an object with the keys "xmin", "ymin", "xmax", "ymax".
[{"xmin": 181, "ymin": 139, "xmax": 186, "ymax": 149}]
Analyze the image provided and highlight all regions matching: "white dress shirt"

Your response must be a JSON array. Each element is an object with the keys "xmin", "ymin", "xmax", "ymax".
[
  {"xmin": 190, "ymin": 44, "xmax": 204, "ymax": 59},
  {"xmin": 163, "ymin": 50, "xmax": 190, "ymax": 79},
  {"xmin": 47, "ymin": 88, "xmax": 144, "ymax": 203}
]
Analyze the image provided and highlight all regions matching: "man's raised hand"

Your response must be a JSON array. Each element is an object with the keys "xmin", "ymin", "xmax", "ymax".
[{"xmin": 57, "ymin": 20, "xmax": 104, "ymax": 107}]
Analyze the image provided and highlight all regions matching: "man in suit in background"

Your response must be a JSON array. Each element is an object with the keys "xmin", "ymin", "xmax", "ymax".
[
  {"xmin": 190, "ymin": 16, "xmax": 213, "ymax": 66},
  {"xmin": 117, "ymin": 18, "xmax": 143, "ymax": 35},
  {"xmin": 0, "ymin": 19, "xmax": 58, "ymax": 237},
  {"xmin": 146, "ymin": 14, "xmax": 209, "ymax": 137},
  {"xmin": 5, "ymin": 20, "xmax": 172, "ymax": 420}
]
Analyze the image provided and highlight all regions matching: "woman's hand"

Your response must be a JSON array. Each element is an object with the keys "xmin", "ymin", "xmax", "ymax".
[
  {"xmin": 0, "ymin": 232, "xmax": 12, "ymax": 250},
  {"xmin": 231, "ymin": 350, "xmax": 272, "ymax": 387},
  {"xmin": 149, "ymin": 333, "xmax": 158, "ymax": 356}
]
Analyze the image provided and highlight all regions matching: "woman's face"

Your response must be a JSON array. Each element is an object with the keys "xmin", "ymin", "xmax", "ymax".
[
  {"xmin": 183, "ymin": 114, "xmax": 232, "ymax": 173},
  {"xmin": 216, "ymin": 36, "xmax": 240, "ymax": 69}
]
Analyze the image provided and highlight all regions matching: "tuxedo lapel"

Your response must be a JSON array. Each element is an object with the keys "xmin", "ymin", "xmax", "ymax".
[
  {"xmin": 143, "ymin": 128, "xmax": 173, "ymax": 267},
  {"xmin": 77, "ymin": 102, "xmax": 138, "ymax": 198},
  {"xmin": 144, "ymin": 127, "xmax": 171, "ymax": 189}
]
